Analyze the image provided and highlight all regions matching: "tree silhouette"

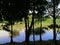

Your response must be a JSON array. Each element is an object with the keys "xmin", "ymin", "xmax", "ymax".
[
  {"xmin": 0, "ymin": 0, "xmax": 58, "ymax": 45},
  {"xmin": 52, "ymin": 0, "xmax": 57, "ymax": 45},
  {"xmin": 24, "ymin": 0, "xmax": 48, "ymax": 45}
]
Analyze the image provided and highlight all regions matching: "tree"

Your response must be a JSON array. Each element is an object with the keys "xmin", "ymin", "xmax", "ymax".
[
  {"xmin": 24, "ymin": 0, "xmax": 48, "ymax": 45},
  {"xmin": 0, "ymin": 0, "xmax": 48, "ymax": 45},
  {"xmin": 52, "ymin": 0, "xmax": 57, "ymax": 45}
]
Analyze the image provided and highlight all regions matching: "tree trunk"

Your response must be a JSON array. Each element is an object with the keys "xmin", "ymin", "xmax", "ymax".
[
  {"xmin": 40, "ymin": 23, "xmax": 42, "ymax": 41},
  {"xmin": 52, "ymin": 0, "xmax": 57, "ymax": 45},
  {"xmin": 27, "ymin": 17, "xmax": 29, "ymax": 28},
  {"xmin": 24, "ymin": 17, "xmax": 29, "ymax": 45},
  {"xmin": 32, "ymin": 11, "xmax": 35, "ymax": 45},
  {"xmin": 40, "ymin": 14, "xmax": 42, "ymax": 41},
  {"xmin": 25, "ymin": 14, "xmax": 35, "ymax": 45},
  {"xmin": 10, "ymin": 21, "xmax": 13, "ymax": 43}
]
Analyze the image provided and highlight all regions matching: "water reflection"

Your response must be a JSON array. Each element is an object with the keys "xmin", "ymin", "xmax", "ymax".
[
  {"xmin": 0, "ymin": 30, "xmax": 10, "ymax": 44},
  {"xmin": 13, "ymin": 30, "xmax": 25, "ymax": 42},
  {"xmin": 42, "ymin": 30, "xmax": 53, "ymax": 40},
  {"xmin": 30, "ymin": 29, "xmax": 53, "ymax": 41},
  {"xmin": 0, "ymin": 29, "xmax": 60, "ymax": 44}
]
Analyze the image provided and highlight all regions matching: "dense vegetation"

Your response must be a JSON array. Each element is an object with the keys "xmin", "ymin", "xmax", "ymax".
[{"xmin": 0, "ymin": 0, "xmax": 60, "ymax": 45}]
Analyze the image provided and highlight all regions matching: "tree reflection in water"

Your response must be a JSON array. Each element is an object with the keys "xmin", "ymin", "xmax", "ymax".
[{"xmin": 0, "ymin": 29, "xmax": 60, "ymax": 44}]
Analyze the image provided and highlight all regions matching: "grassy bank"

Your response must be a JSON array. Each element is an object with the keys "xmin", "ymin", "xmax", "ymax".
[{"xmin": 0, "ymin": 18, "xmax": 60, "ymax": 31}]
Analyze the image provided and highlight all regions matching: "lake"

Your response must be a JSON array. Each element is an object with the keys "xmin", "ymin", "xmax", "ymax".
[{"xmin": 0, "ymin": 29, "xmax": 60, "ymax": 44}]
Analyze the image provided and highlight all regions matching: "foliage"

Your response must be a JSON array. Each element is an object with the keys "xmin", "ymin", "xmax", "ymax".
[{"xmin": 31, "ymin": 27, "xmax": 45, "ymax": 34}]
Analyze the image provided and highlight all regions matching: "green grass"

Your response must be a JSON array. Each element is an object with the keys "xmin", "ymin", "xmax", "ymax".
[
  {"xmin": 0, "ymin": 17, "xmax": 60, "ymax": 31},
  {"xmin": 56, "ymin": 19, "xmax": 60, "ymax": 25},
  {"xmin": 34, "ymin": 18, "xmax": 53, "ymax": 29}
]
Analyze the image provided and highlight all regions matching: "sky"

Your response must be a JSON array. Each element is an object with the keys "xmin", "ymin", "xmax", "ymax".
[
  {"xmin": 46, "ymin": 0, "xmax": 60, "ymax": 8},
  {"xmin": 46, "ymin": 0, "xmax": 51, "ymax": 2},
  {"xmin": 58, "ymin": 3, "xmax": 60, "ymax": 8}
]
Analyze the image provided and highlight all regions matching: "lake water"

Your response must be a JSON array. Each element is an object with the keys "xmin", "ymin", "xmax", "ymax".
[{"xmin": 0, "ymin": 29, "xmax": 60, "ymax": 44}]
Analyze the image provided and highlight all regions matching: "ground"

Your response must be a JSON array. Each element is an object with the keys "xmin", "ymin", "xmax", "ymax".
[
  {"xmin": 0, "ymin": 17, "xmax": 60, "ymax": 30},
  {"xmin": 1, "ymin": 40, "xmax": 60, "ymax": 45}
]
